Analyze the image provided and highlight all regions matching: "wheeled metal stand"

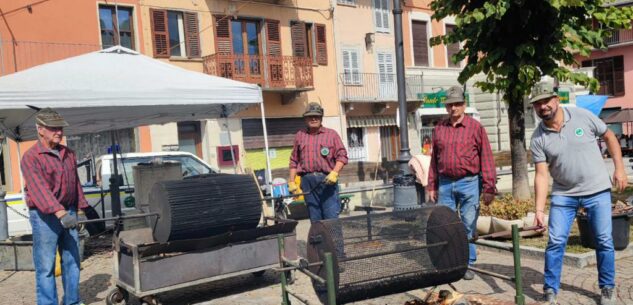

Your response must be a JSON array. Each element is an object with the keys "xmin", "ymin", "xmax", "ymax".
[
  {"xmin": 276, "ymin": 224, "xmax": 529, "ymax": 305},
  {"xmin": 276, "ymin": 235, "xmax": 336, "ymax": 305}
]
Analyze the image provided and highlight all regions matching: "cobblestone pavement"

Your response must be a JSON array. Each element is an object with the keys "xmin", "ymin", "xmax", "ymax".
[{"xmin": 2, "ymin": 217, "xmax": 633, "ymax": 305}]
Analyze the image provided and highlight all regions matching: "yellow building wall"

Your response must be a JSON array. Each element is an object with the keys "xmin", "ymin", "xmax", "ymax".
[{"xmin": 245, "ymin": 146, "xmax": 293, "ymax": 170}]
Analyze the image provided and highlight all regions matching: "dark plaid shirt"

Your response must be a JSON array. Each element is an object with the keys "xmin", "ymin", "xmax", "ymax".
[
  {"xmin": 290, "ymin": 126, "xmax": 348, "ymax": 174},
  {"xmin": 21, "ymin": 141, "xmax": 88, "ymax": 214},
  {"xmin": 428, "ymin": 115, "xmax": 497, "ymax": 194}
]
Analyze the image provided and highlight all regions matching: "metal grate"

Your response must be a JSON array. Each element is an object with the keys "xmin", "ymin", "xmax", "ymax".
[
  {"xmin": 149, "ymin": 174, "xmax": 262, "ymax": 242},
  {"xmin": 307, "ymin": 206, "xmax": 468, "ymax": 304}
]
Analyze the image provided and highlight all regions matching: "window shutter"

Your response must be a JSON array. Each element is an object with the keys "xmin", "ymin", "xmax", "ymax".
[
  {"xmin": 445, "ymin": 24, "xmax": 460, "ymax": 67},
  {"xmin": 342, "ymin": 50, "xmax": 351, "ymax": 83},
  {"xmin": 350, "ymin": 50, "xmax": 360, "ymax": 84},
  {"xmin": 291, "ymin": 21, "xmax": 307, "ymax": 57},
  {"xmin": 381, "ymin": 0, "xmax": 389, "ymax": 31},
  {"xmin": 184, "ymin": 12, "xmax": 200, "ymax": 58},
  {"xmin": 412, "ymin": 21, "xmax": 428, "ymax": 66},
  {"xmin": 315, "ymin": 24, "xmax": 328, "ymax": 65},
  {"xmin": 150, "ymin": 9, "xmax": 169, "ymax": 58},
  {"xmin": 614, "ymin": 55, "xmax": 625, "ymax": 96},
  {"xmin": 266, "ymin": 19, "xmax": 281, "ymax": 56},
  {"xmin": 374, "ymin": 0, "xmax": 383, "ymax": 30},
  {"xmin": 214, "ymin": 15, "xmax": 233, "ymax": 54}
]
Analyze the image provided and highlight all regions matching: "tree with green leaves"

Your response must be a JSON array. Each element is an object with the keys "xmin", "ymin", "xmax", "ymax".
[{"xmin": 430, "ymin": 0, "xmax": 633, "ymax": 199}]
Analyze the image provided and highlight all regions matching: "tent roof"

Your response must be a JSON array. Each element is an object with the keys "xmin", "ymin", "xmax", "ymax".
[{"xmin": 0, "ymin": 46, "xmax": 263, "ymax": 141}]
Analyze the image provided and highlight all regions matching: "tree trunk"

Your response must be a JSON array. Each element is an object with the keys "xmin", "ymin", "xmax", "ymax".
[{"xmin": 506, "ymin": 93, "xmax": 531, "ymax": 200}]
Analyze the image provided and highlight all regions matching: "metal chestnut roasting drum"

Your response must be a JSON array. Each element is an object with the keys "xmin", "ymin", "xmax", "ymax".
[
  {"xmin": 306, "ymin": 205, "xmax": 468, "ymax": 304},
  {"xmin": 149, "ymin": 173, "xmax": 262, "ymax": 243}
]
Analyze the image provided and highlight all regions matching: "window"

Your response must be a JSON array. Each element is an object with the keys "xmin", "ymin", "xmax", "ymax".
[
  {"xmin": 291, "ymin": 21, "xmax": 328, "ymax": 65},
  {"xmin": 412, "ymin": 20, "xmax": 429, "ymax": 66},
  {"xmin": 338, "ymin": 0, "xmax": 356, "ymax": 5},
  {"xmin": 445, "ymin": 24, "xmax": 461, "ymax": 68},
  {"xmin": 150, "ymin": 9, "xmax": 200, "ymax": 58},
  {"xmin": 342, "ymin": 49, "xmax": 361, "ymax": 85},
  {"xmin": 217, "ymin": 145, "xmax": 240, "ymax": 167},
  {"xmin": 99, "ymin": 5, "xmax": 135, "ymax": 49},
  {"xmin": 582, "ymin": 56, "xmax": 625, "ymax": 97},
  {"xmin": 374, "ymin": 0, "xmax": 390, "ymax": 33}
]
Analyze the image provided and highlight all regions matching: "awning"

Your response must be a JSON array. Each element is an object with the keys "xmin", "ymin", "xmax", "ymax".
[{"xmin": 347, "ymin": 116, "xmax": 397, "ymax": 128}]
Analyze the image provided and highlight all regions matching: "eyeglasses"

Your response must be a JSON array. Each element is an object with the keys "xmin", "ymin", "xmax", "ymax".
[{"xmin": 306, "ymin": 116, "xmax": 322, "ymax": 121}]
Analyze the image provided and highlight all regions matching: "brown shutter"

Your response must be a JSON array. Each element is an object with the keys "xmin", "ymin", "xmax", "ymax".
[
  {"xmin": 315, "ymin": 23, "xmax": 328, "ymax": 65},
  {"xmin": 184, "ymin": 12, "xmax": 201, "ymax": 58},
  {"xmin": 290, "ymin": 21, "xmax": 307, "ymax": 57},
  {"xmin": 614, "ymin": 55, "xmax": 625, "ymax": 96},
  {"xmin": 411, "ymin": 20, "xmax": 428, "ymax": 66},
  {"xmin": 266, "ymin": 19, "xmax": 281, "ymax": 56},
  {"xmin": 445, "ymin": 24, "xmax": 460, "ymax": 67},
  {"xmin": 214, "ymin": 15, "xmax": 233, "ymax": 54},
  {"xmin": 150, "ymin": 9, "xmax": 169, "ymax": 58}
]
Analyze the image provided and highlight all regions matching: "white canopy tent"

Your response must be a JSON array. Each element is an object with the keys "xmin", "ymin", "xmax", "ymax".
[{"xmin": 0, "ymin": 46, "xmax": 274, "ymax": 216}]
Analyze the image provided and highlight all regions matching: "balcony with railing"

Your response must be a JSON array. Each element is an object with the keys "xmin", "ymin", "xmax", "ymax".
[
  {"xmin": 604, "ymin": 28, "xmax": 633, "ymax": 46},
  {"xmin": 339, "ymin": 73, "xmax": 424, "ymax": 102},
  {"xmin": 203, "ymin": 54, "xmax": 314, "ymax": 91}
]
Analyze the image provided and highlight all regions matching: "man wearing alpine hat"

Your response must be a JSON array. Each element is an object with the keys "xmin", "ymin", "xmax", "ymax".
[
  {"xmin": 530, "ymin": 82, "xmax": 625, "ymax": 305},
  {"xmin": 288, "ymin": 102, "xmax": 348, "ymax": 222}
]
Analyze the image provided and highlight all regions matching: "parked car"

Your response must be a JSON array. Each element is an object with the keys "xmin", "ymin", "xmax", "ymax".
[{"xmin": 5, "ymin": 151, "xmax": 216, "ymax": 237}]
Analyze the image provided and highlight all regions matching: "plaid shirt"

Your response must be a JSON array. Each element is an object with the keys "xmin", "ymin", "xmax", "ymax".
[
  {"xmin": 428, "ymin": 115, "xmax": 497, "ymax": 194},
  {"xmin": 290, "ymin": 126, "xmax": 348, "ymax": 174},
  {"xmin": 21, "ymin": 141, "xmax": 89, "ymax": 214}
]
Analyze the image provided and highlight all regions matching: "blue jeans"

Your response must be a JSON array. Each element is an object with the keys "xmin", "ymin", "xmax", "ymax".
[
  {"xmin": 544, "ymin": 189, "xmax": 615, "ymax": 294},
  {"xmin": 29, "ymin": 209, "xmax": 82, "ymax": 305},
  {"xmin": 300, "ymin": 173, "xmax": 340, "ymax": 223},
  {"xmin": 438, "ymin": 175, "xmax": 480, "ymax": 265}
]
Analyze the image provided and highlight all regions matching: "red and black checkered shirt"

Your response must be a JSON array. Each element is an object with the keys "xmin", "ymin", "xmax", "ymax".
[
  {"xmin": 21, "ymin": 141, "xmax": 89, "ymax": 214},
  {"xmin": 427, "ymin": 115, "xmax": 497, "ymax": 194},
  {"xmin": 290, "ymin": 126, "xmax": 348, "ymax": 174}
]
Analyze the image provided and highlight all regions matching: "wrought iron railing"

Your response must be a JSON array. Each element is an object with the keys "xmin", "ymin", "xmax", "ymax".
[
  {"xmin": 339, "ymin": 73, "xmax": 423, "ymax": 102},
  {"xmin": 203, "ymin": 54, "xmax": 314, "ymax": 90},
  {"xmin": 604, "ymin": 28, "xmax": 633, "ymax": 46},
  {"xmin": 0, "ymin": 40, "xmax": 101, "ymax": 76}
]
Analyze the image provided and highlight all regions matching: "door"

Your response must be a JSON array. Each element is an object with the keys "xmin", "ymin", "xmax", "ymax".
[
  {"xmin": 377, "ymin": 52, "xmax": 396, "ymax": 100},
  {"xmin": 177, "ymin": 122, "xmax": 202, "ymax": 158},
  {"xmin": 380, "ymin": 126, "xmax": 400, "ymax": 161},
  {"xmin": 231, "ymin": 19, "xmax": 262, "ymax": 81}
]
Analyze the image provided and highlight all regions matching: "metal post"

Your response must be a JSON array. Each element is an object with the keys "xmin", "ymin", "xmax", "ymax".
[
  {"xmin": 110, "ymin": 132, "xmax": 122, "ymax": 218},
  {"xmin": 393, "ymin": 0, "xmax": 411, "ymax": 173},
  {"xmin": 324, "ymin": 252, "xmax": 336, "ymax": 305},
  {"xmin": 511, "ymin": 224, "xmax": 525, "ymax": 305},
  {"xmin": 0, "ymin": 190, "xmax": 8, "ymax": 240},
  {"xmin": 391, "ymin": 0, "xmax": 418, "ymax": 211},
  {"xmin": 278, "ymin": 235, "xmax": 290, "ymax": 305}
]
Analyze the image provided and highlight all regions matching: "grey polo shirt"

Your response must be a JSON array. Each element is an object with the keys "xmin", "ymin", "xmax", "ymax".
[{"xmin": 530, "ymin": 106, "xmax": 612, "ymax": 196}]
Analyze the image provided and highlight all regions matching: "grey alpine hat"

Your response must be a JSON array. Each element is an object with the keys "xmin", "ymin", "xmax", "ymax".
[
  {"xmin": 444, "ymin": 86, "xmax": 466, "ymax": 104},
  {"xmin": 303, "ymin": 102, "xmax": 324, "ymax": 117},
  {"xmin": 529, "ymin": 82, "xmax": 558, "ymax": 104},
  {"xmin": 36, "ymin": 108, "xmax": 69, "ymax": 128}
]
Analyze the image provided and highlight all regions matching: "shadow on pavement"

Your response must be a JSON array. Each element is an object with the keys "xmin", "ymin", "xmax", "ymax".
[
  {"xmin": 80, "ymin": 273, "xmax": 111, "ymax": 304},
  {"xmin": 472, "ymin": 263, "xmax": 600, "ymax": 303}
]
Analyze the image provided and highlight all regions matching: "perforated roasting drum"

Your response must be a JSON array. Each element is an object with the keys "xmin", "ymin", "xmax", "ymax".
[
  {"xmin": 149, "ymin": 174, "xmax": 262, "ymax": 243},
  {"xmin": 307, "ymin": 206, "xmax": 468, "ymax": 304}
]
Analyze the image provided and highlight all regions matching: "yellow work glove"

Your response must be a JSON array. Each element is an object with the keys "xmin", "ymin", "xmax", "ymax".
[
  {"xmin": 288, "ymin": 181, "xmax": 301, "ymax": 194},
  {"xmin": 324, "ymin": 171, "xmax": 339, "ymax": 185}
]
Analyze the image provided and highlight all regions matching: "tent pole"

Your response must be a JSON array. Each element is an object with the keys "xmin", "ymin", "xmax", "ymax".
[
  {"xmin": 110, "ymin": 131, "xmax": 122, "ymax": 220},
  {"xmin": 260, "ymin": 101, "xmax": 272, "ymax": 194}
]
